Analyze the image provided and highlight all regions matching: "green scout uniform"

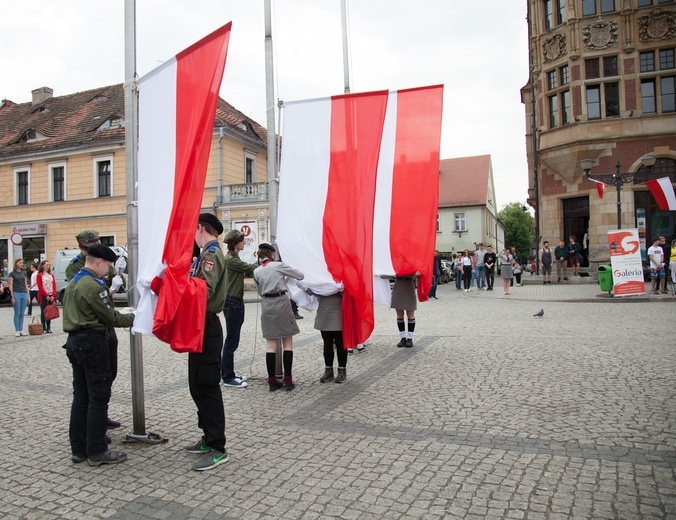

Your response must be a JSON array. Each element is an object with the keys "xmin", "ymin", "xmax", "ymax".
[
  {"xmin": 66, "ymin": 253, "xmax": 118, "ymax": 287},
  {"xmin": 189, "ymin": 239, "xmax": 227, "ymax": 453},
  {"xmin": 224, "ymin": 251, "xmax": 256, "ymax": 299}
]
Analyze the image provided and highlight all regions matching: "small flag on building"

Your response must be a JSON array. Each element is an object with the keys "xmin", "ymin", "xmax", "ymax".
[
  {"xmin": 589, "ymin": 177, "xmax": 605, "ymax": 199},
  {"xmin": 645, "ymin": 177, "xmax": 676, "ymax": 211}
]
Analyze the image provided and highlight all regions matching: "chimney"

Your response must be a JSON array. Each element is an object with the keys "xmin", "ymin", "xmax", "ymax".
[{"xmin": 31, "ymin": 87, "xmax": 53, "ymax": 106}]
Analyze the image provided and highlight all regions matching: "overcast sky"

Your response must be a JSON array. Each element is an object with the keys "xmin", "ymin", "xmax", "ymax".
[{"xmin": 1, "ymin": 0, "xmax": 530, "ymax": 209}]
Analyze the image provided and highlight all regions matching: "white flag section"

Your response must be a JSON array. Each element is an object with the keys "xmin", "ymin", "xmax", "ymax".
[
  {"xmin": 277, "ymin": 86, "xmax": 443, "ymax": 348},
  {"xmin": 133, "ymin": 23, "xmax": 231, "ymax": 354}
]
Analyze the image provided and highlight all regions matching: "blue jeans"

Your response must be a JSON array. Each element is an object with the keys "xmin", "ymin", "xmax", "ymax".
[
  {"xmin": 455, "ymin": 271, "xmax": 462, "ymax": 289},
  {"xmin": 222, "ymin": 296, "xmax": 245, "ymax": 382},
  {"xmin": 13, "ymin": 291, "xmax": 28, "ymax": 332},
  {"xmin": 476, "ymin": 266, "xmax": 486, "ymax": 288},
  {"xmin": 428, "ymin": 275, "xmax": 439, "ymax": 298}
]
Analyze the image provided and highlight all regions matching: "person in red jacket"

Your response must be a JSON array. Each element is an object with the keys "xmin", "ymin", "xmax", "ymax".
[{"xmin": 37, "ymin": 260, "xmax": 57, "ymax": 333}]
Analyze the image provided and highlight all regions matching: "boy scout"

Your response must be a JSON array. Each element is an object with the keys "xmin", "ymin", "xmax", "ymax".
[
  {"xmin": 66, "ymin": 229, "xmax": 123, "ymax": 430},
  {"xmin": 183, "ymin": 213, "xmax": 229, "ymax": 471},
  {"xmin": 63, "ymin": 244, "xmax": 135, "ymax": 466}
]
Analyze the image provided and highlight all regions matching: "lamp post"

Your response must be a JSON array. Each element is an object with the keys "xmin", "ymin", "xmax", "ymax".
[{"xmin": 580, "ymin": 154, "xmax": 656, "ymax": 229}]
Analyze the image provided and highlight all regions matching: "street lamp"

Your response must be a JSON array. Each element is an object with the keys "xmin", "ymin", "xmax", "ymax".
[{"xmin": 580, "ymin": 154, "xmax": 656, "ymax": 229}]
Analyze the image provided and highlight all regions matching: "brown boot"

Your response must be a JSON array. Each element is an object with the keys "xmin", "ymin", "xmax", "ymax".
[{"xmin": 268, "ymin": 377, "xmax": 283, "ymax": 392}]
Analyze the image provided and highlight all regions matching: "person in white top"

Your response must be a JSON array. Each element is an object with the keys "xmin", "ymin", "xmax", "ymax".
[
  {"xmin": 28, "ymin": 263, "xmax": 38, "ymax": 316},
  {"xmin": 647, "ymin": 236, "xmax": 665, "ymax": 295}
]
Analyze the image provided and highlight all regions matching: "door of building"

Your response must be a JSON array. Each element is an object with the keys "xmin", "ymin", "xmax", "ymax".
[{"xmin": 562, "ymin": 196, "xmax": 590, "ymax": 267}]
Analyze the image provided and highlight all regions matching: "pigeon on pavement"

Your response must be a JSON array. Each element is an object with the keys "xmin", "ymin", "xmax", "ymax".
[{"xmin": 533, "ymin": 309, "xmax": 544, "ymax": 318}]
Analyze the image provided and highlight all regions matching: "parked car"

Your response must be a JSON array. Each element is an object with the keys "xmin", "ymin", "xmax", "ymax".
[
  {"xmin": 54, "ymin": 246, "xmax": 128, "ymax": 303},
  {"xmin": 440, "ymin": 259, "xmax": 454, "ymax": 284}
]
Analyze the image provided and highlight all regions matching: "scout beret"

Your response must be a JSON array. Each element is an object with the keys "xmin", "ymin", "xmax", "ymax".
[
  {"xmin": 87, "ymin": 244, "xmax": 118, "ymax": 263},
  {"xmin": 76, "ymin": 229, "xmax": 100, "ymax": 245},
  {"xmin": 223, "ymin": 229, "xmax": 243, "ymax": 243},
  {"xmin": 258, "ymin": 243, "xmax": 276, "ymax": 252},
  {"xmin": 198, "ymin": 213, "xmax": 224, "ymax": 235}
]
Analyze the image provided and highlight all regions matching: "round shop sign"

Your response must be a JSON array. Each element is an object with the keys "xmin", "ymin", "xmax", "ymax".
[{"xmin": 10, "ymin": 233, "xmax": 23, "ymax": 245}]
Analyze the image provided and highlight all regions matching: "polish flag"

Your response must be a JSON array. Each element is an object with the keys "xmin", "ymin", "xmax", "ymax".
[
  {"xmin": 133, "ymin": 23, "xmax": 232, "ymax": 354},
  {"xmin": 277, "ymin": 85, "xmax": 443, "ymax": 349},
  {"xmin": 645, "ymin": 177, "xmax": 676, "ymax": 211},
  {"xmin": 589, "ymin": 177, "xmax": 605, "ymax": 199}
]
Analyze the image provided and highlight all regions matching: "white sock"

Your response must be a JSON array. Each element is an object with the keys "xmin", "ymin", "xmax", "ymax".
[{"xmin": 400, "ymin": 331, "xmax": 406, "ymax": 339}]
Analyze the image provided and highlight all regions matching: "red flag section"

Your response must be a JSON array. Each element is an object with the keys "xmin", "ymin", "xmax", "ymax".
[{"xmin": 646, "ymin": 177, "xmax": 676, "ymax": 211}]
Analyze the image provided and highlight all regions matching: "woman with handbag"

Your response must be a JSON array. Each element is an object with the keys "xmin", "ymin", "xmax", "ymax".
[{"xmin": 37, "ymin": 260, "xmax": 57, "ymax": 334}]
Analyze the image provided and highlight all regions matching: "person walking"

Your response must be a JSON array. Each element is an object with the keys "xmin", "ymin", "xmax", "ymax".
[
  {"xmin": 498, "ymin": 247, "xmax": 513, "ymax": 295},
  {"xmin": 253, "ymin": 243, "xmax": 304, "ymax": 391},
  {"xmin": 540, "ymin": 241, "xmax": 554, "ymax": 285},
  {"xmin": 63, "ymin": 244, "xmax": 134, "ymax": 467},
  {"xmin": 554, "ymin": 240, "xmax": 569, "ymax": 282},
  {"xmin": 37, "ymin": 260, "xmax": 57, "ymax": 333},
  {"xmin": 314, "ymin": 292, "xmax": 348, "ymax": 384},
  {"xmin": 8, "ymin": 258, "xmax": 29, "ymax": 336},
  {"xmin": 461, "ymin": 249, "xmax": 473, "ymax": 292},
  {"xmin": 66, "ymin": 230, "xmax": 123, "ymax": 430},
  {"xmin": 221, "ymin": 229, "xmax": 257, "ymax": 388},
  {"xmin": 484, "ymin": 245, "xmax": 497, "ymax": 291},
  {"xmin": 183, "ymin": 214, "xmax": 230, "ymax": 471},
  {"xmin": 428, "ymin": 250, "xmax": 442, "ymax": 300},
  {"xmin": 27, "ymin": 263, "xmax": 38, "ymax": 316},
  {"xmin": 474, "ymin": 243, "xmax": 487, "ymax": 290},
  {"xmin": 392, "ymin": 276, "xmax": 417, "ymax": 348}
]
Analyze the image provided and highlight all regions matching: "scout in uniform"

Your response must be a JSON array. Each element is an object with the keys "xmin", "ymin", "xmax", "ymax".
[
  {"xmin": 183, "ymin": 213, "xmax": 229, "ymax": 471},
  {"xmin": 66, "ymin": 230, "xmax": 124, "ymax": 430},
  {"xmin": 63, "ymin": 244, "xmax": 135, "ymax": 466}
]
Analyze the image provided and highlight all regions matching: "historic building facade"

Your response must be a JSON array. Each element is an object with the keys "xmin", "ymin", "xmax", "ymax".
[
  {"xmin": 523, "ymin": 0, "xmax": 676, "ymax": 268},
  {"xmin": 0, "ymin": 85, "xmax": 268, "ymax": 274}
]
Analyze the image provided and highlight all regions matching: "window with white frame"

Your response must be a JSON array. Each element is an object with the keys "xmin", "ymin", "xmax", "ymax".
[
  {"xmin": 94, "ymin": 157, "xmax": 113, "ymax": 197},
  {"xmin": 49, "ymin": 162, "xmax": 66, "ymax": 202},
  {"xmin": 244, "ymin": 151, "xmax": 256, "ymax": 184},
  {"xmin": 14, "ymin": 167, "xmax": 30, "ymax": 205},
  {"xmin": 454, "ymin": 213, "xmax": 466, "ymax": 232}
]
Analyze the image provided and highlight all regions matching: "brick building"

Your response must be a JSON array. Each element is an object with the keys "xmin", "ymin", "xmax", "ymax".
[
  {"xmin": 523, "ymin": 0, "xmax": 676, "ymax": 268},
  {"xmin": 0, "ymin": 84, "xmax": 268, "ymax": 274}
]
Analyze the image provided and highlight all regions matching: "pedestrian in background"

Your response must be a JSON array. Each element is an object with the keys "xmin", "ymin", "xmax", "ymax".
[
  {"xmin": 184, "ymin": 214, "xmax": 229, "ymax": 471},
  {"xmin": 428, "ymin": 250, "xmax": 442, "ymax": 300},
  {"xmin": 27, "ymin": 263, "xmax": 38, "ymax": 316},
  {"xmin": 554, "ymin": 240, "xmax": 569, "ymax": 282},
  {"xmin": 670, "ymin": 239, "xmax": 676, "ymax": 286},
  {"xmin": 498, "ymin": 247, "xmax": 513, "ymax": 295},
  {"xmin": 253, "ymin": 243, "xmax": 304, "ymax": 391},
  {"xmin": 509, "ymin": 246, "xmax": 520, "ymax": 287},
  {"xmin": 392, "ymin": 276, "xmax": 417, "ymax": 348},
  {"xmin": 37, "ymin": 260, "xmax": 57, "ymax": 333},
  {"xmin": 461, "ymin": 249, "xmax": 473, "ymax": 292},
  {"xmin": 567, "ymin": 235, "xmax": 582, "ymax": 276},
  {"xmin": 222, "ymin": 229, "xmax": 257, "ymax": 388},
  {"xmin": 315, "ymin": 292, "xmax": 348, "ymax": 384},
  {"xmin": 454, "ymin": 253, "xmax": 463, "ymax": 290},
  {"xmin": 63, "ymin": 244, "xmax": 134, "ymax": 467},
  {"xmin": 539, "ymin": 241, "xmax": 553, "ymax": 285},
  {"xmin": 484, "ymin": 245, "xmax": 497, "ymax": 291},
  {"xmin": 474, "ymin": 243, "xmax": 487, "ymax": 290},
  {"xmin": 658, "ymin": 235, "xmax": 670, "ymax": 294},
  {"xmin": 8, "ymin": 258, "xmax": 29, "ymax": 336}
]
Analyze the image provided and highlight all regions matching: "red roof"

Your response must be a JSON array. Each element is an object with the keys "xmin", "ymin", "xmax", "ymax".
[
  {"xmin": 0, "ymin": 84, "xmax": 266, "ymax": 160},
  {"xmin": 439, "ymin": 155, "xmax": 492, "ymax": 207}
]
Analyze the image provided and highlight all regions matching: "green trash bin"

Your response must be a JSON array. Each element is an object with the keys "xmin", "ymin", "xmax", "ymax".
[{"xmin": 598, "ymin": 265, "xmax": 613, "ymax": 293}]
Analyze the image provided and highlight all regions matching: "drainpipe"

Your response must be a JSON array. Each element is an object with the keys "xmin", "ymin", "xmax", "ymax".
[{"xmin": 215, "ymin": 127, "xmax": 224, "ymax": 208}]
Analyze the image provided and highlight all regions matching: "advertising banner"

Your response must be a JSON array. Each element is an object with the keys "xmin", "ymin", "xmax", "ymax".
[
  {"xmin": 235, "ymin": 221, "xmax": 258, "ymax": 265},
  {"xmin": 608, "ymin": 229, "xmax": 645, "ymax": 297}
]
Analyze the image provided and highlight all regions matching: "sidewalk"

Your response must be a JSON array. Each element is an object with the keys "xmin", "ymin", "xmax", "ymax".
[{"xmin": 0, "ymin": 285, "xmax": 674, "ymax": 519}]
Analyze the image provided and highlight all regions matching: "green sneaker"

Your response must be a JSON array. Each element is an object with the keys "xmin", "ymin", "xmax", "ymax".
[
  {"xmin": 192, "ymin": 448, "xmax": 228, "ymax": 471},
  {"xmin": 184, "ymin": 436, "xmax": 209, "ymax": 454}
]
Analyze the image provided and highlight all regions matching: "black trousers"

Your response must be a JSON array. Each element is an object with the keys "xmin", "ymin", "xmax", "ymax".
[
  {"xmin": 66, "ymin": 328, "xmax": 111, "ymax": 456},
  {"xmin": 462, "ymin": 266, "xmax": 472, "ymax": 289},
  {"xmin": 486, "ymin": 269, "xmax": 494, "ymax": 289},
  {"xmin": 189, "ymin": 312, "xmax": 226, "ymax": 453},
  {"xmin": 108, "ymin": 327, "xmax": 118, "ymax": 382},
  {"xmin": 321, "ymin": 330, "xmax": 347, "ymax": 367}
]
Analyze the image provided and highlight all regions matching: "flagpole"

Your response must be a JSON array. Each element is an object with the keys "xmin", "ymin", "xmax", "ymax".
[
  {"xmin": 340, "ymin": 0, "xmax": 351, "ymax": 94},
  {"xmin": 124, "ymin": 0, "xmax": 165, "ymax": 445}
]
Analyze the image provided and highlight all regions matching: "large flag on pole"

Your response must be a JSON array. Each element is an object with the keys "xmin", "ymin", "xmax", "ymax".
[
  {"xmin": 134, "ymin": 23, "xmax": 232, "ymax": 353},
  {"xmin": 278, "ymin": 85, "xmax": 443, "ymax": 349},
  {"xmin": 645, "ymin": 177, "xmax": 676, "ymax": 211}
]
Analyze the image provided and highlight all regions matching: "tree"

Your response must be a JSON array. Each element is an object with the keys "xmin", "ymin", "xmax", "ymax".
[{"xmin": 498, "ymin": 202, "xmax": 535, "ymax": 261}]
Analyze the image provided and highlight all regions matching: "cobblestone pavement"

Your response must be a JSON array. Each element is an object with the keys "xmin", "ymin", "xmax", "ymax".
[{"xmin": 0, "ymin": 282, "xmax": 674, "ymax": 519}]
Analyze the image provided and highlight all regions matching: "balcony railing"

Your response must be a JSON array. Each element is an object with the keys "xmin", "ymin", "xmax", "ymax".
[{"xmin": 221, "ymin": 182, "xmax": 268, "ymax": 204}]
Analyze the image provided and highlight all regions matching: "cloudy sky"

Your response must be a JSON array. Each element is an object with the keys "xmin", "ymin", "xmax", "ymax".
[{"xmin": 1, "ymin": 0, "xmax": 530, "ymax": 209}]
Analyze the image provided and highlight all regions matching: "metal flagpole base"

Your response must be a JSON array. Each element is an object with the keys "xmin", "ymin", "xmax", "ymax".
[{"xmin": 123, "ymin": 432, "xmax": 168, "ymax": 445}]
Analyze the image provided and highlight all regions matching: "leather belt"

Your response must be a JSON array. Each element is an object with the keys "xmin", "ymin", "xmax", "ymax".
[{"xmin": 263, "ymin": 291, "xmax": 287, "ymax": 298}]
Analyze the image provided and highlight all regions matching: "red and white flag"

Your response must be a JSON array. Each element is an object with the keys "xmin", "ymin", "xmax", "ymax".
[
  {"xmin": 277, "ymin": 85, "xmax": 443, "ymax": 349},
  {"xmin": 589, "ymin": 177, "xmax": 605, "ymax": 199},
  {"xmin": 645, "ymin": 177, "xmax": 676, "ymax": 211},
  {"xmin": 133, "ymin": 23, "xmax": 232, "ymax": 354}
]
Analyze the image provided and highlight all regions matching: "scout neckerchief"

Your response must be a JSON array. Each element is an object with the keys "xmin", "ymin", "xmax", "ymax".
[{"xmin": 72, "ymin": 268, "xmax": 107, "ymax": 286}]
